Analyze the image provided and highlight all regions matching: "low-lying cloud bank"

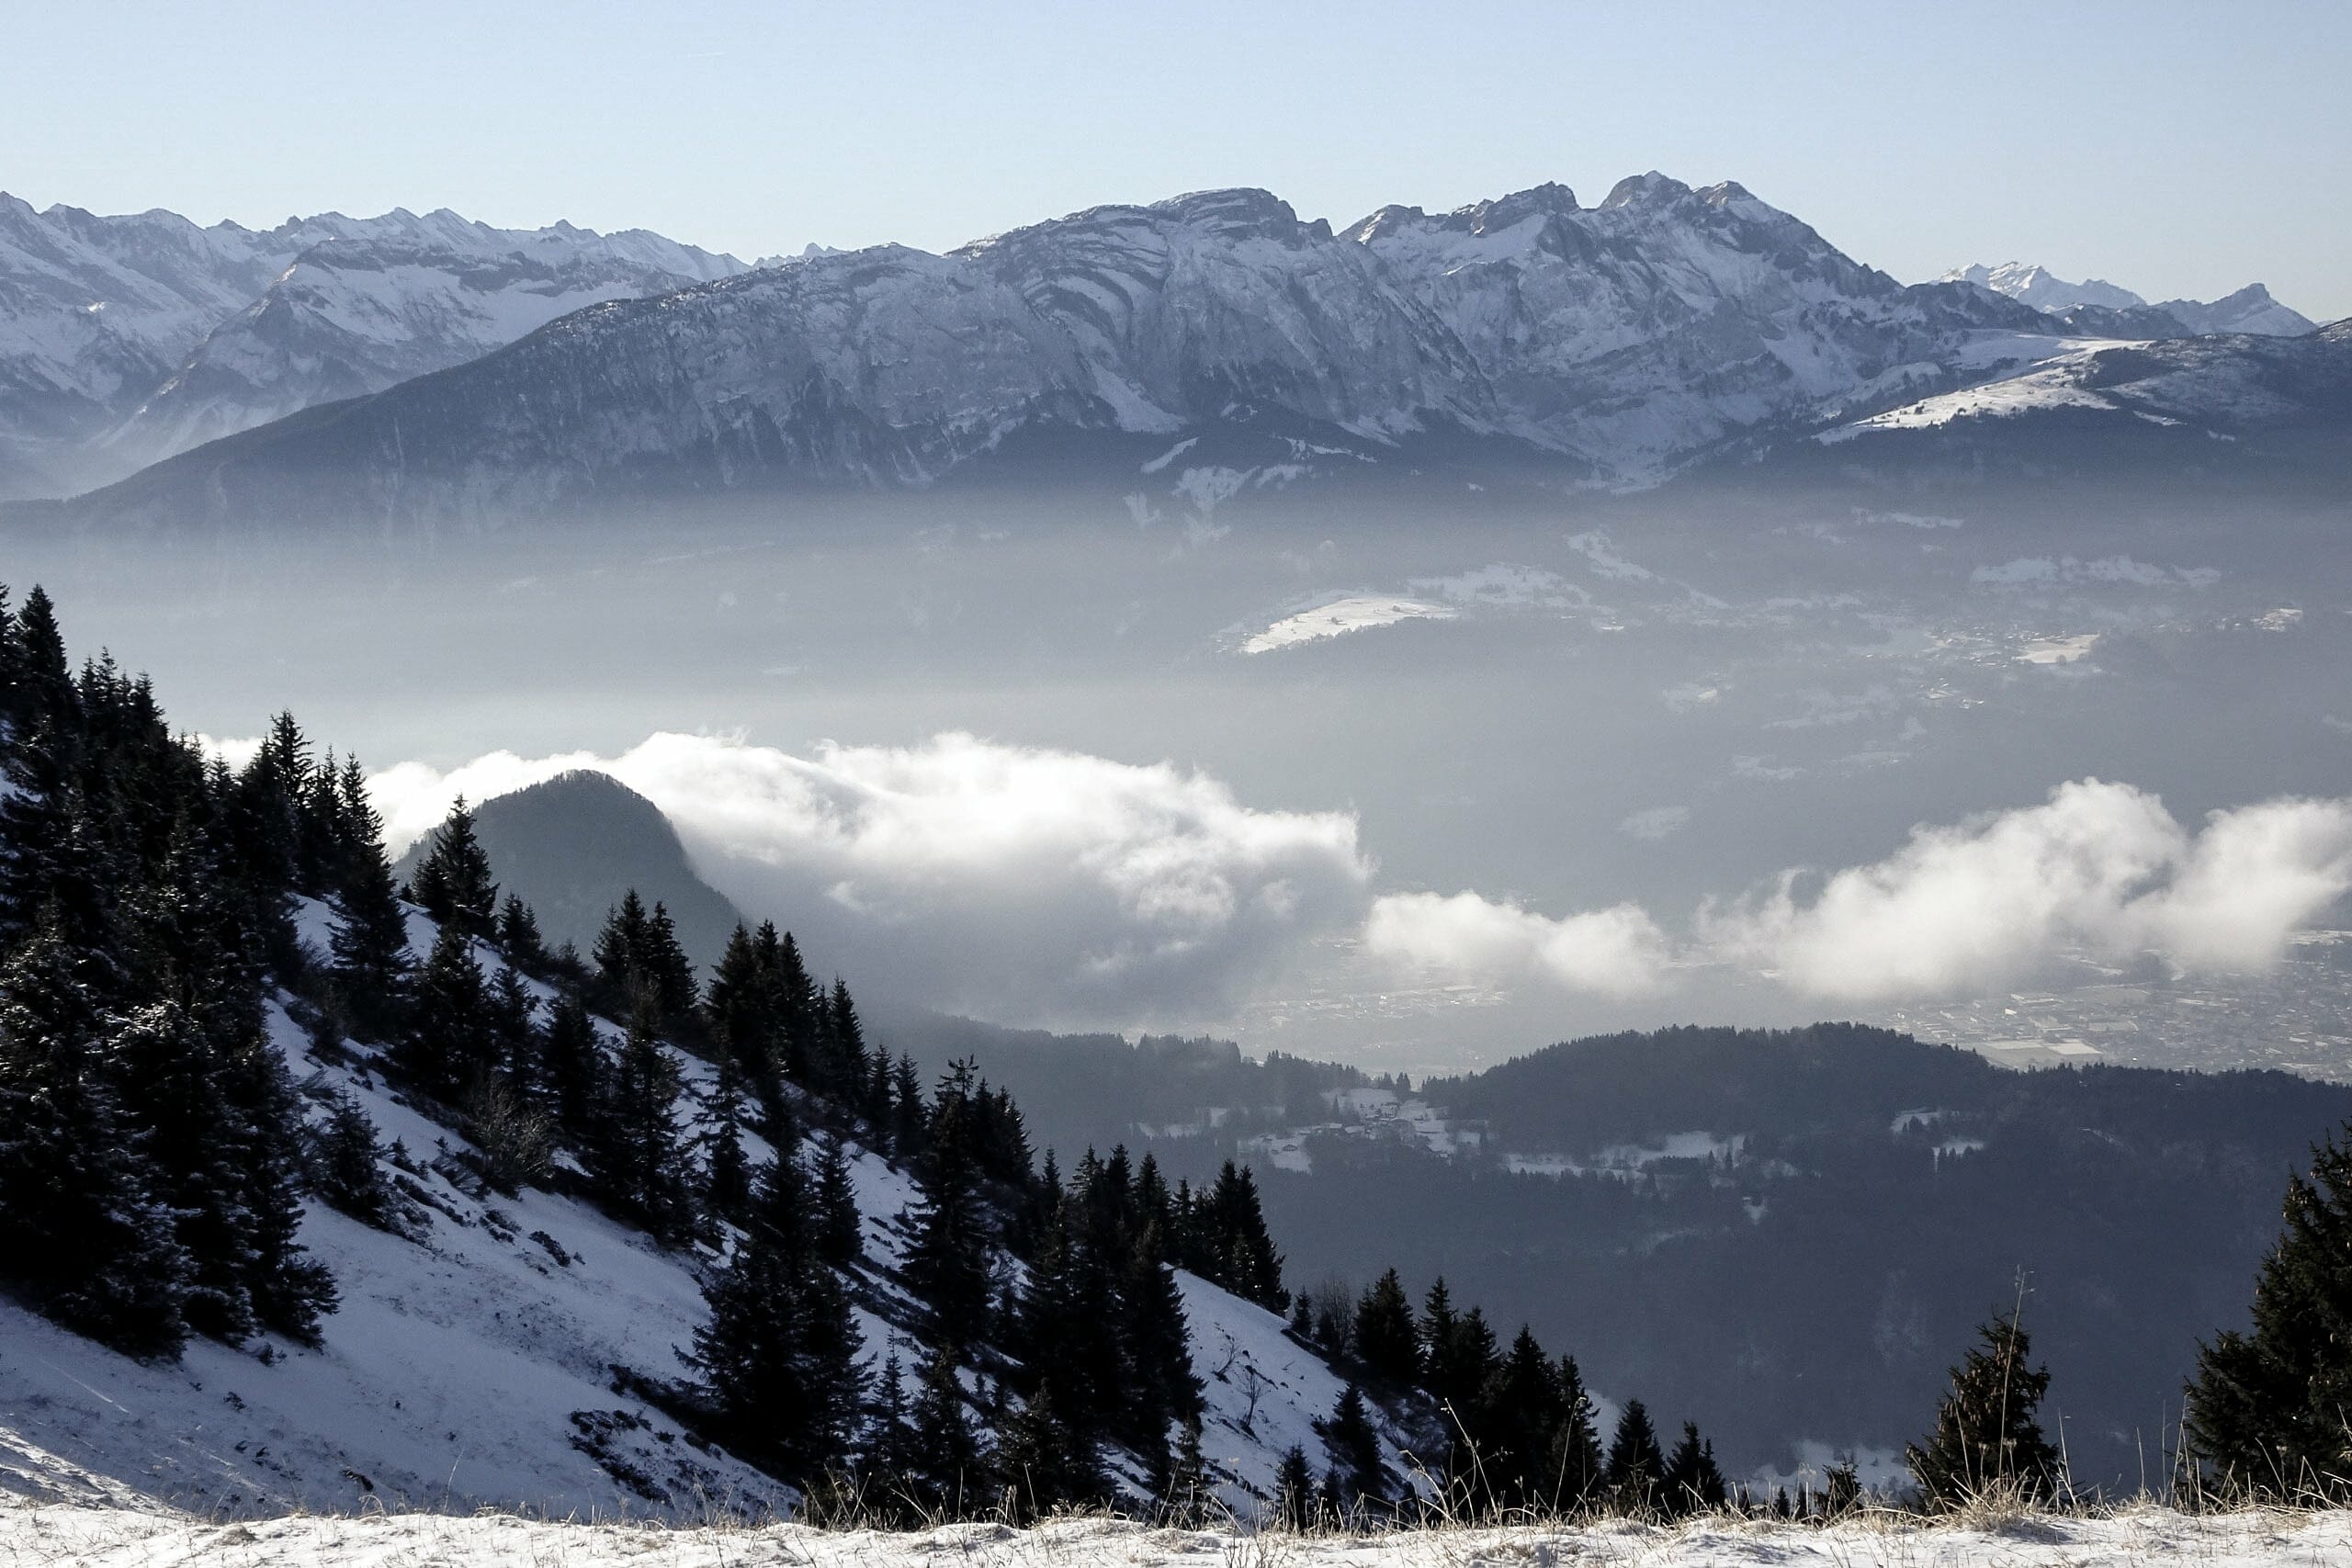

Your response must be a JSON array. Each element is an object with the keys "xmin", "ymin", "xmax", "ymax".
[
  {"xmin": 371, "ymin": 740, "xmax": 2352, "ymax": 1025},
  {"xmin": 372, "ymin": 732, "xmax": 1370, "ymax": 1023},
  {"xmin": 1381, "ymin": 781, "xmax": 2352, "ymax": 1005},
  {"xmin": 1701, "ymin": 781, "xmax": 2352, "ymax": 1000}
]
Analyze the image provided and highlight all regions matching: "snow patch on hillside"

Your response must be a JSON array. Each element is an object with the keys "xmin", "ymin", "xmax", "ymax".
[{"xmin": 1239, "ymin": 596, "xmax": 1457, "ymax": 654}]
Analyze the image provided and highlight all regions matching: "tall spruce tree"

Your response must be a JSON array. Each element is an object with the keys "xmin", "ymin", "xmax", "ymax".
[
  {"xmin": 2185, "ymin": 1127, "xmax": 2352, "ymax": 1501},
  {"xmin": 0, "ymin": 919, "xmax": 190, "ymax": 1358},
  {"xmin": 591, "ymin": 987, "xmax": 694, "ymax": 1242},
  {"xmin": 692, "ymin": 1153, "xmax": 865, "ymax": 1480},
  {"xmin": 1547, "ymin": 1355, "xmax": 1607, "ymax": 1511},
  {"xmin": 1605, "ymin": 1400, "xmax": 1667, "ymax": 1514},
  {"xmin": 407, "ymin": 798, "xmax": 497, "ymax": 941},
  {"xmin": 1905, "ymin": 1310, "xmax": 2064, "ymax": 1509},
  {"xmin": 1353, "ymin": 1268, "xmax": 1420, "ymax": 1387},
  {"xmin": 904, "ymin": 1063, "xmax": 995, "ymax": 1347},
  {"xmin": 908, "ymin": 1340, "xmax": 987, "ymax": 1516},
  {"xmin": 1661, "ymin": 1421, "xmax": 1726, "ymax": 1517},
  {"xmin": 400, "ymin": 921, "xmax": 495, "ymax": 1103}
]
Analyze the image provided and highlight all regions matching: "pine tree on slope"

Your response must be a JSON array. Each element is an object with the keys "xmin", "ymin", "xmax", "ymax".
[
  {"xmin": 2186, "ymin": 1126, "xmax": 2352, "ymax": 1502},
  {"xmin": 692, "ymin": 1152, "xmax": 865, "ymax": 1480},
  {"xmin": 1905, "ymin": 1310, "xmax": 2064, "ymax": 1509}
]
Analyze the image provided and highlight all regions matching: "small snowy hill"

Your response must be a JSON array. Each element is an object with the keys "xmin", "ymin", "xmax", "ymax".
[
  {"xmin": 2, "ymin": 1498, "xmax": 2344, "ymax": 1567},
  {"xmin": 0, "ymin": 901, "xmax": 1412, "ymax": 1521}
]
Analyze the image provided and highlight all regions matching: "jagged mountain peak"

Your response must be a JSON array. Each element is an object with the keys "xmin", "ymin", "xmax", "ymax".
[{"xmin": 1599, "ymin": 169, "xmax": 1695, "ymax": 209}]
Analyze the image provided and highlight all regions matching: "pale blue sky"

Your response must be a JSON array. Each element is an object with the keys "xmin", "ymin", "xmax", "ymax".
[{"xmin": 4, "ymin": 0, "xmax": 2345, "ymax": 319}]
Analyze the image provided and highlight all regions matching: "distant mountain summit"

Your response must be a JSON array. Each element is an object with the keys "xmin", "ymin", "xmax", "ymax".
[
  {"xmin": 391, "ymin": 770, "xmax": 746, "ymax": 969},
  {"xmin": 1941, "ymin": 261, "xmax": 2316, "ymax": 337},
  {"xmin": 0, "ymin": 196, "xmax": 743, "ymax": 497}
]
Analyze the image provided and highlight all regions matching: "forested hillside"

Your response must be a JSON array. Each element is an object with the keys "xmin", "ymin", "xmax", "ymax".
[{"xmin": 0, "ymin": 582, "xmax": 1776, "ymax": 1524}]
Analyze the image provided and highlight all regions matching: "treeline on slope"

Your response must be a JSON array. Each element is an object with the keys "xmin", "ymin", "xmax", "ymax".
[
  {"xmin": 7, "ymin": 581, "xmax": 2337, "ymax": 1519},
  {"xmin": 875, "ymin": 1008, "xmax": 1376, "ymax": 1171},
  {"xmin": 1419, "ymin": 1021, "xmax": 2343, "ymax": 1152}
]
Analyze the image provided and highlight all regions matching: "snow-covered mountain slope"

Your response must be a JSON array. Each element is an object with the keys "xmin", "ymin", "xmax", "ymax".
[
  {"xmin": 956, "ymin": 189, "xmax": 1491, "ymax": 441},
  {"xmin": 19, "ymin": 176, "xmax": 2341, "ymax": 529},
  {"xmin": 1941, "ymin": 262, "xmax": 2316, "ymax": 337},
  {"xmin": 1814, "ymin": 320, "xmax": 2352, "ymax": 453},
  {"xmin": 0, "ymin": 903, "xmax": 1408, "ymax": 1521},
  {"xmin": 6, "ymin": 1498, "xmax": 2348, "ymax": 1568},
  {"xmin": 1939, "ymin": 261, "xmax": 2144, "ymax": 315},
  {"xmin": 0, "ymin": 197, "xmax": 743, "ymax": 497},
  {"xmin": 107, "ymin": 221, "xmax": 743, "ymax": 471},
  {"xmin": 1345, "ymin": 175, "xmax": 2043, "ymax": 473},
  {"xmin": 2151, "ymin": 283, "xmax": 2315, "ymax": 338}
]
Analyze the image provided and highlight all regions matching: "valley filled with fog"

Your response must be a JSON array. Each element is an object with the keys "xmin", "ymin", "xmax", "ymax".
[{"xmin": 18, "ymin": 468, "xmax": 2348, "ymax": 1076}]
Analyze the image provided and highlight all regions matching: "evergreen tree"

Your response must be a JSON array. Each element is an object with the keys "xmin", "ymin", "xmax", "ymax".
[
  {"xmin": 407, "ymin": 798, "xmax": 497, "ymax": 941},
  {"xmin": 1662, "ymin": 1421, "xmax": 1727, "ymax": 1517},
  {"xmin": 0, "ymin": 919, "xmax": 189, "ymax": 1357},
  {"xmin": 399, "ymin": 921, "xmax": 494, "ymax": 1102},
  {"xmin": 495, "ymin": 895, "xmax": 548, "ymax": 973},
  {"xmin": 590, "ymin": 988, "xmax": 694, "ymax": 1242},
  {"xmin": 814, "ymin": 1132, "xmax": 863, "ymax": 1268},
  {"xmin": 592, "ymin": 890, "xmax": 649, "ymax": 996},
  {"xmin": 1605, "ymin": 1400, "xmax": 1667, "ymax": 1514},
  {"xmin": 1322, "ymin": 1383, "xmax": 1384, "ymax": 1507},
  {"xmin": 311, "ymin": 1089, "xmax": 390, "ymax": 1227},
  {"xmin": 703, "ymin": 1050, "xmax": 753, "ymax": 1226},
  {"xmin": 1905, "ymin": 1310, "xmax": 2063, "ymax": 1509},
  {"xmin": 539, "ymin": 990, "xmax": 605, "ymax": 1145},
  {"xmin": 1274, "ymin": 1443, "xmax": 1317, "ymax": 1529},
  {"xmin": 1479, "ymin": 1324, "xmax": 1563, "ymax": 1511},
  {"xmin": 1354, "ymin": 1268, "xmax": 1420, "ymax": 1387},
  {"xmin": 219, "ymin": 1028, "xmax": 337, "ymax": 1341},
  {"xmin": 1546, "ymin": 1355, "xmax": 1607, "ymax": 1512},
  {"xmin": 1117, "ymin": 1217, "xmax": 1203, "ymax": 1469},
  {"xmin": 10, "ymin": 586, "xmax": 81, "ymax": 732},
  {"xmin": 908, "ymin": 1340, "xmax": 986, "ymax": 1516},
  {"xmin": 864, "ymin": 1349, "xmax": 917, "ymax": 1497},
  {"xmin": 691, "ymin": 1153, "xmax": 865, "ymax": 1480},
  {"xmin": 1193, "ymin": 1160, "xmax": 1286, "ymax": 1311},
  {"xmin": 642, "ymin": 901, "xmax": 698, "ymax": 1023},
  {"xmin": 327, "ymin": 840, "xmax": 412, "ymax": 1036},
  {"xmin": 705, "ymin": 924, "xmax": 779, "ymax": 1118},
  {"xmin": 2186, "ymin": 1127, "xmax": 2352, "ymax": 1501},
  {"xmin": 904, "ymin": 1063, "xmax": 995, "ymax": 1347},
  {"xmin": 996, "ymin": 1380, "xmax": 1105, "ymax": 1519}
]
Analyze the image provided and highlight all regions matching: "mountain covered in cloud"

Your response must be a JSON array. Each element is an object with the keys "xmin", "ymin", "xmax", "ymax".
[
  {"xmin": 0, "ymin": 195, "xmax": 744, "ymax": 498},
  {"xmin": 12, "ymin": 176, "xmax": 2347, "ymax": 529},
  {"xmin": 1941, "ymin": 261, "xmax": 2317, "ymax": 337}
]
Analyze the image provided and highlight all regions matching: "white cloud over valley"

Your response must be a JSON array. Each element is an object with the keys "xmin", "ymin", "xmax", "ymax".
[{"xmin": 372, "ymin": 741, "xmax": 2352, "ymax": 1029}]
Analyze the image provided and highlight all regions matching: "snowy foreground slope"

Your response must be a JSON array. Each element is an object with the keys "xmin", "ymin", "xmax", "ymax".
[
  {"xmin": 0, "ymin": 904, "xmax": 1401, "ymax": 1521},
  {"xmin": 2, "ymin": 1503, "xmax": 2346, "ymax": 1568}
]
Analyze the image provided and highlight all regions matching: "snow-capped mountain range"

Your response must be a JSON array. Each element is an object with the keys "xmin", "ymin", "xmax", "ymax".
[
  {"xmin": 2, "ymin": 178, "xmax": 2337, "ymax": 524},
  {"xmin": 0, "ymin": 195, "xmax": 744, "ymax": 497},
  {"xmin": 1941, "ymin": 261, "xmax": 2315, "ymax": 337}
]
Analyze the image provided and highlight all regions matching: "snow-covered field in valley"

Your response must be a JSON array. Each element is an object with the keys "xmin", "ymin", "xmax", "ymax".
[{"xmin": 2, "ymin": 1503, "xmax": 2346, "ymax": 1568}]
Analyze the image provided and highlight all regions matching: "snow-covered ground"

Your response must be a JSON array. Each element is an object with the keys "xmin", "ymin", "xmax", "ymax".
[
  {"xmin": 0, "ymin": 902, "xmax": 1408, "ymax": 1522},
  {"xmin": 2, "ymin": 1501, "xmax": 2345, "ymax": 1568}
]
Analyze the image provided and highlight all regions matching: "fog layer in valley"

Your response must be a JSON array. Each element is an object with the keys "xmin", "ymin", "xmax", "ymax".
[{"xmin": 13, "ymin": 473, "xmax": 2348, "ymax": 1072}]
